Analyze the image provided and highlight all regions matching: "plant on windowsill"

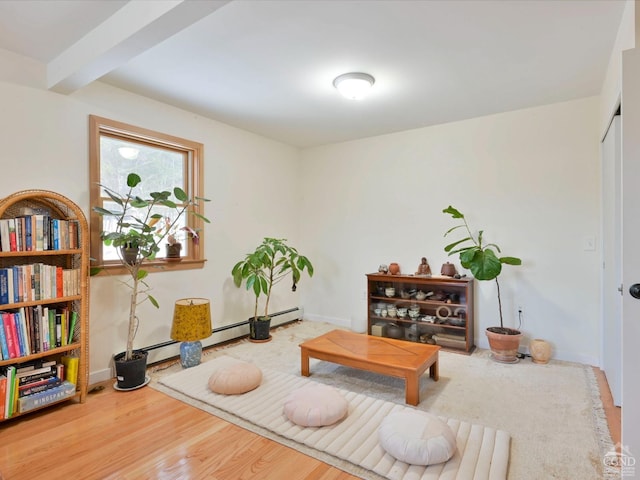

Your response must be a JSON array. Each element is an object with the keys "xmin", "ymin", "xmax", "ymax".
[
  {"xmin": 231, "ymin": 237, "xmax": 314, "ymax": 342},
  {"xmin": 155, "ymin": 216, "xmax": 202, "ymax": 262},
  {"xmin": 93, "ymin": 173, "xmax": 210, "ymax": 388},
  {"xmin": 443, "ymin": 205, "xmax": 522, "ymax": 363}
]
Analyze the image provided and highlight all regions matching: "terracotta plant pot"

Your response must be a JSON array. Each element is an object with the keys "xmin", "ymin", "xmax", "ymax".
[
  {"xmin": 388, "ymin": 262, "xmax": 400, "ymax": 275},
  {"xmin": 486, "ymin": 327, "xmax": 522, "ymax": 363}
]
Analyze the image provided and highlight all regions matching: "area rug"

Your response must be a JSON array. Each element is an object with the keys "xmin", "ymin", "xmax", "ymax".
[
  {"xmin": 150, "ymin": 321, "xmax": 614, "ymax": 480},
  {"xmin": 157, "ymin": 354, "xmax": 510, "ymax": 480}
]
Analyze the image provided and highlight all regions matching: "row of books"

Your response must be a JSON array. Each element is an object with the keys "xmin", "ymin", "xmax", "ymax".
[
  {"xmin": 0, "ymin": 307, "xmax": 78, "ymax": 360},
  {"xmin": 0, "ymin": 263, "xmax": 81, "ymax": 305},
  {"xmin": 0, "ymin": 357, "xmax": 78, "ymax": 418},
  {"xmin": 0, "ymin": 216, "xmax": 80, "ymax": 252}
]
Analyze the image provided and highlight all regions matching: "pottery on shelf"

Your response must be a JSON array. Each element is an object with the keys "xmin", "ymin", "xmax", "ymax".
[
  {"xmin": 388, "ymin": 262, "xmax": 400, "ymax": 275},
  {"xmin": 441, "ymin": 262, "xmax": 456, "ymax": 276}
]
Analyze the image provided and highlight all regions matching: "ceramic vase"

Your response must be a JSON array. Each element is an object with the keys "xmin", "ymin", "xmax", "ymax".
[
  {"xmin": 388, "ymin": 262, "xmax": 400, "ymax": 275},
  {"xmin": 529, "ymin": 338, "xmax": 552, "ymax": 364}
]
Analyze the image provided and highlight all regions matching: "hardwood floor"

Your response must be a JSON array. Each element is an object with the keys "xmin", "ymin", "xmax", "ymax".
[
  {"xmin": 0, "ymin": 364, "xmax": 622, "ymax": 480},
  {"xmin": 594, "ymin": 366, "xmax": 622, "ymax": 447},
  {"xmin": 0, "ymin": 381, "xmax": 358, "ymax": 480}
]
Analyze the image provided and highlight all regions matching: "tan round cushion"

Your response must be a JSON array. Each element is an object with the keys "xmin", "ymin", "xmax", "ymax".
[
  {"xmin": 283, "ymin": 383, "xmax": 348, "ymax": 427},
  {"xmin": 208, "ymin": 361, "xmax": 262, "ymax": 395},
  {"xmin": 378, "ymin": 411, "xmax": 457, "ymax": 465}
]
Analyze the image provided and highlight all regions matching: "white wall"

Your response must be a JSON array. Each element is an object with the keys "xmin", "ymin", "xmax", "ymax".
[
  {"xmin": 0, "ymin": 41, "xmax": 610, "ymax": 378},
  {"xmin": 0, "ymin": 50, "xmax": 303, "ymax": 383},
  {"xmin": 299, "ymin": 97, "xmax": 602, "ymax": 364}
]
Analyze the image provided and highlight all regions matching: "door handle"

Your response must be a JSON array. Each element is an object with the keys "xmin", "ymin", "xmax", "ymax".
[{"xmin": 630, "ymin": 284, "xmax": 640, "ymax": 299}]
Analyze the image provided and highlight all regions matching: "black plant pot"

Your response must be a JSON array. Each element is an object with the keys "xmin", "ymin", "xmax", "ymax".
[
  {"xmin": 121, "ymin": 245, "xmax": 140, "ymax": 266},
  {"xmin": 165, "ymin": 243, "xmax": 182, "ymax": 262},
  {"xmin": 114, "ymin": 350, "xmax": 148, "ymax": 389},
  {"xmin": 249, "ymin": 317, "xmax": 271, "ymax": 342}
]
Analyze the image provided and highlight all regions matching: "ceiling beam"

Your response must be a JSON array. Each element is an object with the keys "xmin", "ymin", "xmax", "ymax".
[{"xmin": 47, "ymin": 0, "xmax": 231, "ymax": 94}]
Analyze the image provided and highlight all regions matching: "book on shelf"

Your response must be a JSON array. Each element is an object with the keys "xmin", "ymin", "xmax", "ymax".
[
  {"xmin": 15, "ymin": 359, "xmax": 55, "ymax": 374},
  {"xmin": 17, "ymin": 215, "xmax": 33, "ymax": 251},
  {"xmin": 1, "ymin": 312, "xmax": 19, "ymax": 359},
  {"xmin": 54, "ymin": 312, "xmax": 62, "ymax": 347},
  {"xmin": 15, "ymin": 217, "xmax": 23, "ymax": 252},
  {"xmin": 67, "ymin": 311, "xmax": 78, "ymax": 344},
  {"xmin": 16, "ymin": 364, "xmax": 55, "ymax": 381},
  {"xmin": 4, "ymin": 365, "xmax": 15, "ymax": 418},
  {"xmin": 0, "ymin": 219, "xmax": 10, "ymax": 252},
  {"xmin": 17, "ymin": 380, "xmax": 75, "ymax": 414},
  {"xmin": 0, "ymin": 268, "xmax": 8, "ymax": 305},
  {"xmin": 61, "ymin": 356, "xmax": 79, "ymax": 385},
  {"xmin": 0, "ymin": 321, "xmax": 9, "ymax": 360},
  {"xmin": 40, "ymin": 306, "xmax": 49, "ymax": 352},
  {"xmin": 18, "ymin": 377, "xmax": 62, "ymax": 397},
  {"xmin": 0, "ymin": 374, "xmax": 6, "ymax": 419}
]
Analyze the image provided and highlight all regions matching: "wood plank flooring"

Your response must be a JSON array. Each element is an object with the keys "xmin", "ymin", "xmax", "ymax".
[
  {"xmin": 0, "ymin": 363, "xmax": 621, "ymax": 479},
  {"xmin": 0, "ymin": 381, "xmax": 358, "ymax": 480}
]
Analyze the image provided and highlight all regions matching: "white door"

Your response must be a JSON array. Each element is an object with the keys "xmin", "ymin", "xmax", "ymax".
[
  {"xmin": 621, "ymin": 47, "xmax": 640, "ymax": 457},
  {"xmin": 602, "ymin": 114, "xmax": 622, "ymax": 407}
]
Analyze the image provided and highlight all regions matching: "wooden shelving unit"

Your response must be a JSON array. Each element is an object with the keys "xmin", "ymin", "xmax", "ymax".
[
  {"xmin": 366, "ymin": 273, "xmax": 475, "ymax": 353},
  {"xmin": 0, "ymin": 190, "xmax": 89, "ymax": 420}
]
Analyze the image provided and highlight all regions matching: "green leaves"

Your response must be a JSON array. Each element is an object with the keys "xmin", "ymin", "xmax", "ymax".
[
  {"xmin": 442, "ymin": 205, "xmax": 521, "ymax": 329},
  {"xmin": 442, "ymin": 205, "xmax": 521, "ymax": 282},
  {"xmin": 443, "ymin": 205, "xmax": 464, "ymax": 219},
  {"xmin": 232, "ymin": 237, "xmax": 314, "ymax": 319},
  {"xmin": 126, "ymin": 173, "xmax": 141, "ymax": 188}
]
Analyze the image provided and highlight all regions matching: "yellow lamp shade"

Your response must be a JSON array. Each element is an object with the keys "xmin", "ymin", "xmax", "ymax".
[{"xmin": 171, "ymin": 298, "xmax": 212, "ymax": 342}]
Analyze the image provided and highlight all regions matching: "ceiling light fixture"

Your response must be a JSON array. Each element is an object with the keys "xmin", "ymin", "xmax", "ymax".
[
  {"xmin": 118, "ymin": 146, "xmax": 139, "ymax": 160},
  {"xmin": 333, "ymin": 72, "xmax": 375, "ymax": 100}
]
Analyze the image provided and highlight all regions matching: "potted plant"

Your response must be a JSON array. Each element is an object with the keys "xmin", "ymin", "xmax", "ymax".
[
  {"xmin": 93, "ymin": 173, "xmax": 210, "ymax": 388},
  {"xmin": 231, "ymin": 237, "xmax": 314, "ymax": 341},
  {"xmin": 155, "ymin": 216, "xmax": 200, "ymax": 261},
  {"xmin": 443, "ymin": 206, "xmax": 522, "ymax": 363}
]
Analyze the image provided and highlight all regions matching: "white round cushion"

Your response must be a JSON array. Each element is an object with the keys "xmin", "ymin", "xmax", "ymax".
[
  {"xmin": 378, "ymin": 411, "xmax": 457, "ymax": 465},
  {"xmin": 208, "ymin": 361, "xmax": 262, "ymax": 395},
  {"xmin": 283, "ymin": 383, "xmax": 348, "ymax": 427}
]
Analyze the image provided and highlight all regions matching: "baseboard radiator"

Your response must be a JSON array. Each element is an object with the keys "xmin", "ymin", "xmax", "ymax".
[{"xmin": 144, "ymin": 307, "xmax": 303, "ymax": 366}]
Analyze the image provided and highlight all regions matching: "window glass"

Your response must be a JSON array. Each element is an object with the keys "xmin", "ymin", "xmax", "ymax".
[{"xmin": 89, "ymin": 116, "xmax": 206, "ymax": 271}]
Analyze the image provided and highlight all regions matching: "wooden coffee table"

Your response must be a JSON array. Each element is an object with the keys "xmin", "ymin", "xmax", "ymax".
[{"xmin": 299, "ymin": 329, "xmax": 440, "ymax": 406}]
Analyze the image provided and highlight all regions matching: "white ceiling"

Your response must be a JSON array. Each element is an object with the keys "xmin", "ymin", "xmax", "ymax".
[{"xmin": 0, "ymin": 0, "xmax": 627, "ymax": 147}]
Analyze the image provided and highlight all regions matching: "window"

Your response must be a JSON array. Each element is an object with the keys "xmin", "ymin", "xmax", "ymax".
[{"xmin": 89, "ymin": 115, "xmax": 207, "ymax": 273}]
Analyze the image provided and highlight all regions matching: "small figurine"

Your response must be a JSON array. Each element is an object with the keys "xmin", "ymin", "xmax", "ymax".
[
  {"xmin": 378, "ymin": 264, "xmax": 388, "ymax": 274},
  {"xmin": 416, "ymin": 257, "xmax": 431, "ymax": 276}
]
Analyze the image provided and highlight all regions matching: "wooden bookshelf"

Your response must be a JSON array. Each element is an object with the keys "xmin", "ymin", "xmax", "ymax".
[{"xmin": 0, "ymin": 190, "xmax": 89, "ymax": 421}]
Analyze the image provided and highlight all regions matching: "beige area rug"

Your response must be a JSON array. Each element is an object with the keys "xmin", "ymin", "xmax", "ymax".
[
  {"xmin": 156, "ymin": 354, "xmax": 510, "ymax": 480},
  {"xmin": 149, "ymin": 321, "xmax": 614, "ymax": 480}
]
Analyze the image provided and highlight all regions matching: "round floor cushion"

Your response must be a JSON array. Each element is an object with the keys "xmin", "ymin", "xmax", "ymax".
[
  {"xmin": 207, "ymin": 361, "xmax": 262, "ymax": 395},
  {"xmin": 283, "ymin": 383, "xmax": 348, "ymax": 427},
  {"xmin": 378, "ymin": 411, "xmax": 457, "ymax": 465}
]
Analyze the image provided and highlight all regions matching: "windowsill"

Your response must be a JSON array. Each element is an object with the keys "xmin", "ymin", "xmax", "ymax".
[{"xmin": 91, "ymin": 258, "xmax": 207, "ymax": 276}]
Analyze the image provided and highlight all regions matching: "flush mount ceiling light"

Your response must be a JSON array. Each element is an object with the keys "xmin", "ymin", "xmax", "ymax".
[
  {"xmin": 333, "ymin": 72, "xmax": 375, "ymax": 100},
  {"xmin": 118, "ymin": 146, "xmax": 139, "ymax": 160}
]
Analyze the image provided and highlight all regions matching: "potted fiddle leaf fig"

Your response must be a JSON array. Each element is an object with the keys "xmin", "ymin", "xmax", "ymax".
[
  {"xmin": 232, "ymin": 237, "xmax": 314, "ymax": 341},
  {"xmin": 443, "ymin": 205, "xmax": 522, "ymax": 363},
  {"xmin": 93, "ymin": 173, "xmax": 210, "ymax": 388}
]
